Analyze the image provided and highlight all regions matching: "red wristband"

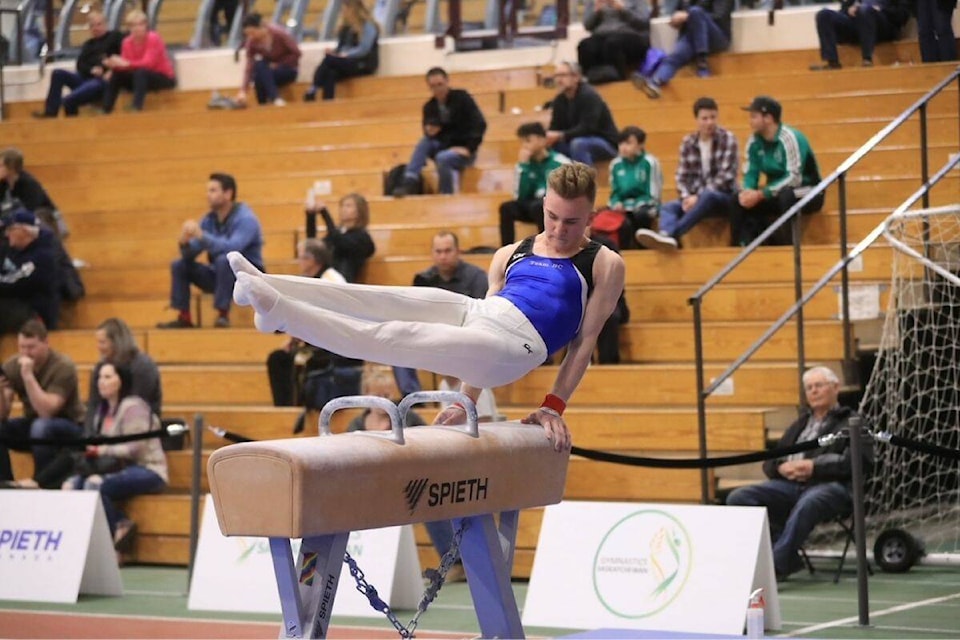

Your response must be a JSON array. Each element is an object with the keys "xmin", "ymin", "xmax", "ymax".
[
  {"xmin": 451, "ymin": 402, "xmax": 466, "ymax": 412},
  {"xmin": 541, "ymin": 394, "xmax": 566, "ymax": 415}
]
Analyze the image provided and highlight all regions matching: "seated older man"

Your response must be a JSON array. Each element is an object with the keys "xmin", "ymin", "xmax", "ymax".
[{"xmin": 726, "ymin": 366, "xmax": 874, "ymax": 580}]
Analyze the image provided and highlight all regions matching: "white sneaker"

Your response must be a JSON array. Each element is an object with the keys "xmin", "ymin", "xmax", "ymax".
[
  {"xmin": 635, "ymin": 228, "xmax": 679, "ymax": 251},
  {"xmin": 273, "ymin": 98, "xmax": 287, "ymax": 107}
]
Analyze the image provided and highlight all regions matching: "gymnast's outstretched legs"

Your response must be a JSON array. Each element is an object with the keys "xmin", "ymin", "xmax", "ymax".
[{"xmin": 230, "ymin": 255, "xmax": 547, "ymax": 389}]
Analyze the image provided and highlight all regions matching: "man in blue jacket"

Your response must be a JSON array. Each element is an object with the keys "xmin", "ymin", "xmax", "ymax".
[
  {"xmin": 0, "ymin": 208, "xmax": 60, "ymax": 333},
  {"xmin": 157, "ymin": 173, "xmax": 264, "ymax": 329}
]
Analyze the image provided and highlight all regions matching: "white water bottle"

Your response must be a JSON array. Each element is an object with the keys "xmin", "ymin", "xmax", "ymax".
[{"xmin": 746, "ymin": 588, "xmax": 765, "ymax": 638}]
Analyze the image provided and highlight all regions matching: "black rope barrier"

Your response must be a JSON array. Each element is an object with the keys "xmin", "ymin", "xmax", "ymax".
[
  {"xmin": 0, "ymin": 424, "xmax": 185, "ymax": 448},
  {"xmin": 877, "ymin": 432, "xmax": 960, "ymax": 462},
  {"xmin": 570, "ymin": 440, "xmax": 826, "ymax": 469}
]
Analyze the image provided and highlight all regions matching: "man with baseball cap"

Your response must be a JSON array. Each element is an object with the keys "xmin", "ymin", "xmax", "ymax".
[
  {"xmin": 732, "ymin": 95, "xmax": 823, "ymax": 246},
  {"xmin": 0, "ymin": 207, "xmax": 61, "ymax": 333}
]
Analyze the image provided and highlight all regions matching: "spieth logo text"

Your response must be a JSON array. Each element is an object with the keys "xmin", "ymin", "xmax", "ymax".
[
  {"xmin": 405, "ymin": 477, "xmax": 489, "ymax": 513},
  {"xmin": 0, "ymin": 529, "xmax": 64, "ymax": 558}
]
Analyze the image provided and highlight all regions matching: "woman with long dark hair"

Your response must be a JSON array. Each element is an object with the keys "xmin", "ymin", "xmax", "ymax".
[{"xmin": 63, "ymin": 363, "xmax": 168, "ymax": 552}]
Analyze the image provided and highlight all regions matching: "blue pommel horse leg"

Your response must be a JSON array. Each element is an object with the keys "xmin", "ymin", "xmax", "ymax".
[{"xmin": 207, "ymin": 392, "xmax": 570, "ymax": 639}]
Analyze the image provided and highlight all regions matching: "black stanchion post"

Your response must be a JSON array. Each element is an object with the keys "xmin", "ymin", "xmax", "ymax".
[
  {"xmin": 848, "ymin": 415, "xmax": 870, "ymax": 626},
  {"xmin": 187, "ymin": 413, "xmax": 204, "ymax": 586}
]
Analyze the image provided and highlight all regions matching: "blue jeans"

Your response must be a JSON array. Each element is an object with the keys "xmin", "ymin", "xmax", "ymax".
[
  {"xmin": 727, "ymin": 479, "xmax": 852, "ymax": 576},
  {"xmin": 253, "ymin": 60, "xmax": 298, "ymax": 103},
  {"xmin": 0, "ymin": 416, "xmax": 83, "ymax": 482},
  {"xmin": 170, "ymin": 253, "xmax": 235, "ymax": 313},
  {"xmin": 103, "ymin": 68, "xmax": 176, "ymax": 112},
  {"xmin": 815, "ymin": 7, "xmax": 898, "ymax": 63},
  {"xmin": 392, "ymin": 366, "xmax": 422, "ymax": 397},
  {"xmin": 552, "ymin": 137, "xmax": 617, "ymax": 167},
  {"xmin": 658, "ymin": 189, "xmax": 735, "ymax": 239},
  {"xmin": 68, "ymin": 465, "xmax": 166, "ymax": 535},
  {"xmin": 653, "ymin": 6, "xmax": 729, "ymax": 85},
  {"xmin": 404, "ymin": 136, "xmax": 475, "ymax": 194},
  {"xmin": 44, "ymin": 69, "xmax": 106, "ymax": 116}
]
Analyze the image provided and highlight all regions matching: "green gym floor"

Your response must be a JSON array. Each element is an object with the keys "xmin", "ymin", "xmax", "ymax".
[{"xmin": 1, "ymin": 561, "xmax": 959, "ymax": 638}]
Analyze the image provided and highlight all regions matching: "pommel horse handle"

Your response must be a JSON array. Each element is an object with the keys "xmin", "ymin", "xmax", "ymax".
[{"xmin": 317, "ymin": 393, "xmax": 479, "ymax": 442}]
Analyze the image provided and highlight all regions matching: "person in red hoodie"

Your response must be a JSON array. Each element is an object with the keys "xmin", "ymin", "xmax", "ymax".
[{"xmin": 102, "ymin": 9, "xmax": 176, "ymax": 113}]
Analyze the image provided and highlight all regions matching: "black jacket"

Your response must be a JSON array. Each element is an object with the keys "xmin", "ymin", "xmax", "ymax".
[
  {"xmin": 763, "ymin": 405, "xmax": 875, "ymax": 486},
  {"xmin": 76, "ymin": 30, "xmax": 125, "ymax": 79},
  {"xmin": 0, "ymin": 227, "xmax": 60, "ymax": 329},
  {"xmin": 319, "ymin": 207, "xmax": 375, "ymax": 283},
  {"xmin": 844, "ymin": 0, "xmax": 911, "ymax": 28},
  {"xmin": 422, "ymin": 88, "xmax": 487, "ymax": 154},
  {"xmin": 548, "ymin": 82, "xmax": 619, "ymax": 148},
  {"xmin": 0, "ymin": 171, "xmax": 57, "ymax": 213}
]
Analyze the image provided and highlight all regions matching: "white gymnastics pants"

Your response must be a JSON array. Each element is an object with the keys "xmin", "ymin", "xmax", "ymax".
[{"xmin": 251, "ymin": 273, "xmax": 549, "ymax": 389}]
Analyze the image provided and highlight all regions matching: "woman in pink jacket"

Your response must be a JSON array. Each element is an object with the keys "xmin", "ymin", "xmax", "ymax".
[{"xmin": 102, "ymin": 9, "xmax": 176, "ymax": 112}]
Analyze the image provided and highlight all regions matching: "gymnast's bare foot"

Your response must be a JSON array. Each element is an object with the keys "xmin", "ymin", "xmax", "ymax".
[{"xmin": 227, "ymin": 251, "xmax": 261, "ymax": 278}]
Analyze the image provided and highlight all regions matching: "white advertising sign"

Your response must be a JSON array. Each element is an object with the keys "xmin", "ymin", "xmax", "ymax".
[
  {"xmin": 188, "ymin": 494, "xmax": 422, "ymax": 616},
  {"xmin": 523, "ymin": 502, "xmax": 780, "ymax": 635},
  {"xmin": 0, "ymin": 491, "xmax": 122, "ymax": 603}
]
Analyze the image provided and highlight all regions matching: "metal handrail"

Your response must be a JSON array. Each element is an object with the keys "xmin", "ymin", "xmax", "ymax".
[{"xmin": 687, "ymin": 65, "xmax": 960, "ymax": 504}]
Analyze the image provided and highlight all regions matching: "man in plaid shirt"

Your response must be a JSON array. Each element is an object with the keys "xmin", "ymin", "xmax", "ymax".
[{"xmin": 636, "ymin": 97, "xmax": 738, "ymax": 251}]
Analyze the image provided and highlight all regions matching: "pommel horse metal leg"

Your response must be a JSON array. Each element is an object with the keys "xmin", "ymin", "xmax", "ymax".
[
  {"xmin": 208, "ymin": 392, "xmax": 569, "ymax": 639},
  {"xmin": 457, "ymin": 511, "xmax": 524, "ymax": 639},
  {"xmin": 270, "ymin": 533, "xmax": 350, "ymax": 639}
]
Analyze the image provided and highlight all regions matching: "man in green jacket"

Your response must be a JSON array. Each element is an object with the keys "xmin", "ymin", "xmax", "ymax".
[
  {"xmin": 732, "ymin": 96, "xmax": 824, "ymax": 246},
  {"xmin": 498, "ymin": 122, "xmax": 571, "ymax": 246}
]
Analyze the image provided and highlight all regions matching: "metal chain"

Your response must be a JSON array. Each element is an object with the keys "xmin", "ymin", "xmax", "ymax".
[{"xmin": 343, "ymin": 520, "xmax": 469, "ymax": 639}]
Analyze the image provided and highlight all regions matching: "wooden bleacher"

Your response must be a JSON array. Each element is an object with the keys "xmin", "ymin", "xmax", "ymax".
[{"xmin": 1, "ymin": 35, "xmax": 955, "ymax": 576}]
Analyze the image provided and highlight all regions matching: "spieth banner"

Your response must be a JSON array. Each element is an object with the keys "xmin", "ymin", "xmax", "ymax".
[
  {"xmin": 188, "ymin": 494, "xmax": 422, "ymax": 616},
  {"xmin": 523, "ymin": 501, "xmax": 780, "ymax": 635},
  {"xmin": 0, "ymin": 491, "xmax": 122, "ymax": 603}
]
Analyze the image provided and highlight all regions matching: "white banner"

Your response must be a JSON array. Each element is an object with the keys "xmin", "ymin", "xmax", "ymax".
[
  {"xmin": 0, "ymin": 491, "xmax": 122, "ymax": 603},
  {"xmin": 188, "ymin": 494, "xmax": 422, "ymax": 616},
  {"xmin": 523, "ymin": 502, "xmax": 780, "ymax": 635}
]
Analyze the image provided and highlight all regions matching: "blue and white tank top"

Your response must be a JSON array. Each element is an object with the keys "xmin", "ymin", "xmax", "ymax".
[{"xmin": 495, "ymin": 236, "xmax": 601, "ymax": 353}]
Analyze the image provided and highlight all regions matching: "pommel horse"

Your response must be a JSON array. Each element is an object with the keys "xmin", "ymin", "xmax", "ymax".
[{"xmin": 208, "ymin": 392, "xmax": 570, "ymax": 639}]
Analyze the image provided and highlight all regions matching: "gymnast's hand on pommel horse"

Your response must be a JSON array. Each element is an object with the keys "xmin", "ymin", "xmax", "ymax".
[{"xmin": 229, "ymin": 162, "xmax": 626, "ymax": 451}]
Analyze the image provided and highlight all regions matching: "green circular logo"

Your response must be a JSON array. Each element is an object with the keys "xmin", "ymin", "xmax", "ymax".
[{"xmin": 592, "ymin": 510, "xmax": 693, "ymax": 618}]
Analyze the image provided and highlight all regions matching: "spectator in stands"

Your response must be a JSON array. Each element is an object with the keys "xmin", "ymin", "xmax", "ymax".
[
  {"xmin": 810, "ymin": 0, "xmax": 910, "ymax": 70},
  {"xmin": 0, "ymin": 319, "xmax": 85, "ymax": 489},
  {"xmin": 578, "ymin": 0, "xmax": 650, "ymax": 84},
  {"xmin": 209, "ymin": 0, "xmax": 239, "ymax": 46},
  {"xmin": 0, "ymin": 208, "xmax": 61, "ymax": 333},
  {"xmin": 391, "ymin": 67, "xmax": 488, "ymax": 196},
  {"xmin": 916, "ymin": 0, "xmax": 957, "ymax": 62},
  {"xmin": 587, "ymin": 223, "xmax": 629, "ymax": 364},
  {"xmin": 307, "ymin": 191, "xmax": 376, "ymax": 283},
  {"xmin": 731, "ymin": 96, "xmax": 823, "ymax": 246},
  {"xmin": 634, "ymin": 0, "xmax": 732, "ymax": 99},
  {"xmin": 236, "ymin": 12, "xmax": 301, "ymax": 107},
  {"xmin": 33, "ymin": 11, "xmax": 123, "ymax": 118},
  {"xmin": 499, "ymin": 122, "xmax": 571, "ymax": 246},
  {"xmin": 266, "ymin": 239, "xmax": 348, "ymax": 407},
  {"xmin": 102, "ymin": 10, "xmax": 176, "ymax": 113},
  {"xmin": 391, "ymin": 230, "xmax": 490, "ymax": 397},
  {"xmin": 85, "ymin": 318, "xmax": 162, "ymax": 434},
  {"xmin": 63, "ymin": 362, "xmax": 168, "ymax": 552},
  {"xmin": 157, "ymin": 173, "xmax": 264, "ymax": 329},
  {"xmin": 607, "ymin": 126, "xmax": 662, "ymax": 248},
  {"xmin": 0, "ymin": 148, "xmax": 68, "ymax": 238},
  {"xmin": 727, "ymin": 366, "xmax": 874, "ymax": 581},
  {"xmin": 636, "ymin": 97, "xmax": 738, "ymax": 251},
  {"xmin": 546, "ymin": 61, "xmax": 619, "ymax": 166},
  {"xmin": 304, "ymin": 0, "xmax": 379, "ymax": 102}
]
